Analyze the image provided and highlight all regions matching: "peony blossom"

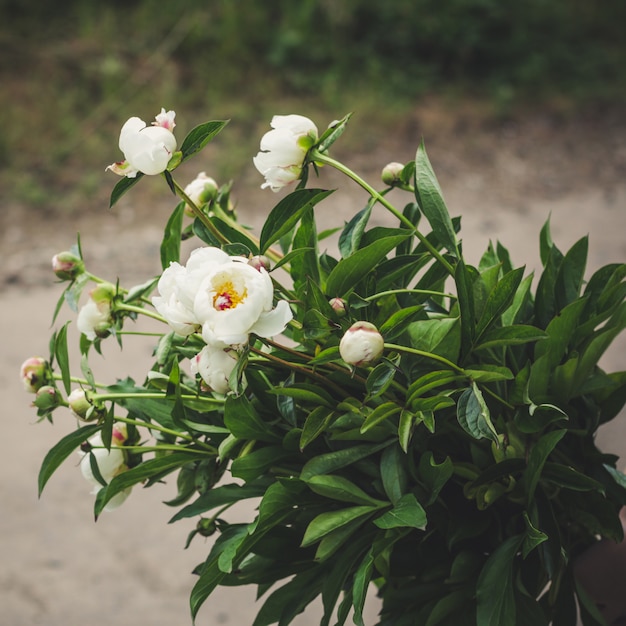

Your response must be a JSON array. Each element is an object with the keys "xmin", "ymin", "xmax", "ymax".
[
  {"xmin": 339, "ymin": 321, "xmax": 384, "ymax": 366},
  {"xmin": 79, "ymin": 427, "xmax": 131, "ymax": 512},
  {"xmin": 107, "ymin": 108, "xmax": 177, "ymax": 178},
  {"xmin": 253, "ymin": 114, "xmax": 318, "ymax": 192},
  {"xmin": 192, "ymin": 248, "xmax": 293, "ymax": 346},
  {"xmin": 190, "ymin": 345, "xmax": 239, "ymax": 395},
  {"xmin": 77, "ymin": 284, "xmax": 115, "ymax": 340},
  {"xmin": 183, "ymin": 172, "xmax": 218, "ymax": 213}
]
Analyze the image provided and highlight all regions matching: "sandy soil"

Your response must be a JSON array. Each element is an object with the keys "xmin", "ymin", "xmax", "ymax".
[{"xmin": 2, "ymin": 103, "xmax": 626, "ymax": 625}]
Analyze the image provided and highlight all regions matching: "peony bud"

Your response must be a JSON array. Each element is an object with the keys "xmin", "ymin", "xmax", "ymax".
[
  {"xmin": 381, "ymin": 162, "xmax": 404, "ymax": 186},
  {"xmin": 339, "ymin": 322, "xmax": 384, "ymax": 366},
  {"xmin": 77, "ymin": 283, "xmax": 116, "ymax": 341},
  {"xmin": 68, "ymin": 388, "xmax": 103, "ymax": 421},
  {"xmin": 183, "ymin": 172, "xmax": 218, "ymax": 215},
  {"xmin": 247, "ymin": 255, "xmax": 272, "ymax": 272},
  {"xmin": 20, "ymin": 357, "xmax": 49, "ymax": 393},
  {"xmin": 33, "ymin": 385, "xmax": 61, "ymax": 411},
  {"xmin": 329, "ymin": 297, "xmax": 347, "ymax": 317},
  {"xmin": 52, "ymin": 251, "xmax": 85, "ymax": 281}
]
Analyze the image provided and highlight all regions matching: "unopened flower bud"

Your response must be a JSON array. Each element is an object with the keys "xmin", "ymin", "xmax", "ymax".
[
  {"xmin": 196, "ymin": 517, "xmax": 217, "ymax": 537},
  {"xmin": 247, "ymin": 255, "xmax": 271, "ymax": 272},
  {"xmin": 183, "ymin": 172, "xmax": 218, "ymax": 215},
  {"xmin": 68, "ymin": 388, "xmax": 102, "ymax": 421},
  {"xmin": 329, "ymin": 297, "xmax": 347, "ymax": 317},
  {"xmin": 381, "ymin": 162, "xmax": 404, "ymax": 186},
  {"xmin": 52, "ymin": 251, "xmax": 85, "ymax": 281},
  {"xmin": 77, "ymin": 283, "xmax": 116, "ymax": 341},
  {"xmin": 33, "ymin": 385, "xmax": 61, "ymax": 410},
  {"xmin": 20, "ymin": 357, "xmax": 49, "ymax": 393},
  {"xmin": 339, "ymin": 321, "xmax": 384, "ymax": 366}
]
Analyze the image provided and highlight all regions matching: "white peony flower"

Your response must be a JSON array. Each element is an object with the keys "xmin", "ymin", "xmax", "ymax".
[
  {"xmin": 107, "ymin": 108, "xmax": 177, "ymax": 178},
  {"xmin": 193, "ymin": 248, "xmax": 293, "ymax": 346},
  {"xmin": 153, "ymin": 247, "xmax": 230, "ymax": 336},
  {"xmin": 339, "ymin": 321, "xmax": 385, "ymax": 367},
  {"xmin": 190, "ymin": 345, "xmax": 239, "ymax": 395},
  {"xmin": 253, "ymin": 114, "xmax": 318, "ymax": 192},
  {"xmin": 183, "ymin": 172, "xmax": 218, "ymax": 213},
  {"xmin": 79, "ymin": 427, "xmax": 130, "ymax": 512}
]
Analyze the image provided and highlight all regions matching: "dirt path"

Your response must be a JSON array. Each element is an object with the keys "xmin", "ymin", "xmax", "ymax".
[{"xmin": 2, "ymin": 104, "xmax": 626, "ymax": 625}]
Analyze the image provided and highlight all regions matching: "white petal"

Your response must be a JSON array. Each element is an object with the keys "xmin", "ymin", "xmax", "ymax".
[{"xmin": 248, "ymin": 300, "xmax": 293, "ymax": 338}]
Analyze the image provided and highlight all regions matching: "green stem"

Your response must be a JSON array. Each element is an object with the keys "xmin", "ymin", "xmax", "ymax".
[
  {"xmin": 365, "ymin": 288, "xmax": 456, "ymax": 302},
  {"xmin": 115, "ymin": 303, "xmax": 167, "ymax": 323},
  {"xmin": 384, "ymin": 342, "xmax": 465, "ymax": 374},
  {"xmin": 113, "ymin": 415, "xmax": 198, "ymax": 443},
  {"xmin": 91, "ymin": 391, "xmax": 223, "ymax": 408},
  {"xmin": 311, "ymin": 150, "xmax": 454, "ymax": 275}
]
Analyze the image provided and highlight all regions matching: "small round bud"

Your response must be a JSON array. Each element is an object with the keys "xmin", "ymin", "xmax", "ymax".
[
  {"xmin": 33, "ymin": 385, "xmax": 61, "ymax": 410},
  {"xmin": 248, "ymin": 255, "xmax": 272, "ymax": 272},
  {"xmin": 339, "ymin": 321, "xmax": 384, "ymax": 367},
  {"xmin": 52, "ymin": 251, "xmax": 85, "ymax": 281},
  {"xmin": 381, "ymin": 162, "xmax": 404, "ymax": 186},
  {"xmin": 196, "ymin": 517, "xmax": 217, "ymax": 537},
  {"xmin": 183, "ymin": 172, "xmax": 218, "ymax": 215},
  {"xmin": 329, "ymin": 297, "xmax": 347, "ymax": 317},
  {"xmin": 20, "ymin": 357, "xmax": 49, "ymax": 393},
  {"xmin": 68, "ymin": 388, "xmax": 103, "ymax": 421}
]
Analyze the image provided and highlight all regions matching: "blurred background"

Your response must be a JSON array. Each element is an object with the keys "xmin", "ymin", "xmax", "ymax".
[{"xmin": 2, "ymin": 1, "xmax": 626, "ymax": 625}]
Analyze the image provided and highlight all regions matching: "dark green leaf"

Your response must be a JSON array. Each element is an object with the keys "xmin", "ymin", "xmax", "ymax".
[
  {"xmin": 325, "ymin": 234, "xmax": 410, "ymax": 297},
  {"xmin": 373, "ymin": 493, "xmax": 427, "ymax": 529},
  {"xmin": 316, "ymin": 112, "xmax": 352, "ymax": 153},
  {"xmin": 456, "ymin": 383, "xmax": 498, "ymax": 443},
  {"xmin": 224, "ymin": 395, "xmax": 279, "ymax": 443},
  {"xmin": 474, "ymin": 325, "xmax": 547, "ymax": 351},
  {"xmin": 230, "ymin": 446, "xmax": 291, "ymax": 482},
  {"xmin": 455, "ymin": 260, "xmax": 476, "ymax": 359},
  {"xmin": 38, "ymin": 424, "xmax": 102, "ymax": 496},
  {"xmin": 523, "ymin": 429, "xmax": 566, "ymax": 505},
  {"xmin": 555, "ymin": 235, "xmax": 588, "ymax": 310},
  {"xmin": 476, "ymin": 535, "xmax": 523, "ymax": 626},
  {"xmin": 380, "ymin": 444, "xmax": 408, "ymax": 503},
  {"xmin": 414, "ymin": 140, "xmax": 459, "ymax": 257},
  {"xmin": 301, "ymin": 442, "xmax": 390, "ymax": 481},
  {"xmin": 338, "ymin": 203, "xmax": 373, "ymax": 258},
  {"xmin": 300, "ymin": 406, "xmax": 335, "ymax": 450},
  {"xmin": 260, "ymin": 188, "xmax": 333, "ymax": 253},
  {"xmin": 179, "ymin": 120, "xmax": 229, "ymax": 162},
  {"xmin": 109, "ymin": 173, "xmax": 143, "ymax": 208},
  {"xmin": 54, "ymin": 322, "xmax": 71, "ymax": 394},
  {"xmin": 305, "ymin": 474, "xmax": 387, "ymax": 506},
  {"xmin": 301, "ymin": 505, "xmax": 378, "ymax": 547},
  {"xmin": 160, "ymin": 201, "xmax": 185, "ymax": 269},
  {"xmin": 352, "ymin": 548, "xmax": 374, "ymax": 626}
]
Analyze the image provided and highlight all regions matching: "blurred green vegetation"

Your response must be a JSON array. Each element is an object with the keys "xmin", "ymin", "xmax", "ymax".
[{"xmin": 2, "ymin": 0, "xmax": 625, "ymax": 211}]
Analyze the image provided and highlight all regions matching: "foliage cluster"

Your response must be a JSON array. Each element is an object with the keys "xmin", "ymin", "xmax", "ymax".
[{"xmin": 29, "ymin": 110, "xmax": 626, "ymax": 625}]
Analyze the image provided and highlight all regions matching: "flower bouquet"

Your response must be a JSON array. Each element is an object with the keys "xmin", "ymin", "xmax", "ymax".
[{"xmin": 23, "ymin": 108, "xmax": 626, "ymax": 625}]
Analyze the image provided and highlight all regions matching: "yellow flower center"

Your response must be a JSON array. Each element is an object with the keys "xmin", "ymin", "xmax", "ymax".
[{"xmin": 212, "ymin": 280, "xmax": 247, "ymax": 311}]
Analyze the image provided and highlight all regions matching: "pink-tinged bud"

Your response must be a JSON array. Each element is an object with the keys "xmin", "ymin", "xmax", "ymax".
[
  {"xmin": 52, "ymin": 251, "xmax": 85, "ymax": 281},
  {"xmin": 20, "ymin": 357, "xmax": 49, "ymax": 393},
  {"xmin": 329, "ymin": 297, "xmax": 347, "ymax": 317},
  {"xmin": 381, "ymin": 162, "xmax": 404, "ymax": 186},
  {"xmin": 247, "ymin": 255, "xmax": 272, "ymax": 272},
  {"xmin": 339, "ymin": 322, "xmax": 384, "ymax": 367},
  {"xmin": 33, "ymin": 385, "xmax": 61, "ymax": 410},
  {"xmin": 68, "ymin": 388, "xmax": 103, "ymax": 421},
  {"xmin": 153, "ymin": 108, "xmax": 176, "ymax": 131},
  {"xmin": 77, "ymin": 283, "xmax": 116, "ymax": 341}
]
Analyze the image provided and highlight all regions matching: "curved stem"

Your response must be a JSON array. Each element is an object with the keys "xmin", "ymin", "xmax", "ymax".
[
  {"xmin": 115, "ymin": 303, "xmax": 167, "ymax": 323},
  {"xmin": 384, "ymin": 342, "xmax": 465, "ymax": 374},
  {"xmin": 365, "ymin": 288, "xmax": 456, "ymax": 302},
  {"xmin": 311, "ymin": 150, "xmax": 454, "ymax": 275},
  {"xmin": 91, "ymin": 391, "xmax": 223, "ymax": 408}
]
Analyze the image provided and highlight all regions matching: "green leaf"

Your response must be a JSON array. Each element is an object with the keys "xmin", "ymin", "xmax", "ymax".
[
  {"xmin": 305, "ymin": 474, "xmax": 387, "ymax": 506},
  {"xmin": 300, "ymin": 406, "xmax": 335, "ymax": 450},
  {"xmin": 414, "ymin": 140, "xmax": 459, "ymax": 257},
  {"xmin": 223, "ymin": 395, "xmax": 279, "ymax": 443},
  {"xmin": 378, "ymin": 305, "xmax": 424, "ymax": 341},
  {"xmin": 473, "ymin": 325, "xmax": 547, "ymax": 351},
  {"xmin": 160, "ymin": 201, "xmax": 185, "ymax": 269},
  {"xmin": 109, "ymin": 173, "xmax": 143, "ymax": 208},
  {"xmin": 38, "ymin": 424, "xmax": 102, "ymax": 496},
  {"xmin": 301, "ymin": 505, "xmax": 378, "ymax": 547},
  {"xmin": 316, "ymin": 112, "xmax": 352, "ymax": 153},
  {"xmin": 260, "ymin": 188, "xmax": 333, "ymax": 253},
  {"xmin": 476, "ymin": 535, "xmax": 523, "ymax": 626},
  {"xmin": 522, "ymin": 511, "xmax": 548, "ymax": 558},
  {"xmin": 361, "ymin": 401, "xmax": 401, "ymax": 434},
  {"xmin": 455, "ymin": 260, "xmax": 476, "ymax": 359},
  {"xmin": 555, "ymin": 235, "xmax": 588, "ymax": 310},
  {"xmin": 301, "ymin": 442, "xmax": 390, "ymax": 481},
  {"xmin": 352, "ymin": 548, "xmax": 374, "ymax": 626},
  {"xmin": 54, "ymin": 322, "xmax": 71, "ymax": 394},
  {"xmin": 230, "ymin": 446, "xmax": 291, "ymax": 482},
  {"xmin": 456, "ymin": 383, "xmax": 498, "ymax": 443},
  {"xmin": 270, "ymin": 383, "xmax": 334, "ymax": 408},
  {"xmin": 373, "ymin": 493, "xmax": 427, "ymax": 529},
  {"xmin": 419, "ymin": 452, "xmax": 454, "ymax": 505},
  {"xmin": 95, "ymin": 451, "xmax": 201, "ymax": 518},
  {"xmin": 380, "ymin": 444, "xmax": 408, "ymax": 503},
  {"xmin": 179, "ymin": 120, "xmax": 229, "ymax": 162},
  {"xmin": 398, "ymin": 410, "xmax": 415, "ymax": 452},
  {"xmin": 338, "ymin": 202, "xmax": 373, "ymax": 258},
  {"xmin": 325, "ymin": 234, "xmax": 410, "ymax": 297},
  {"xmin": 475, "ymin": 267, "xmax": 525, "ymax": 341},
  {"xmin": 523, "ymin": 429, "xmax": 566, "ymax": 505}
]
